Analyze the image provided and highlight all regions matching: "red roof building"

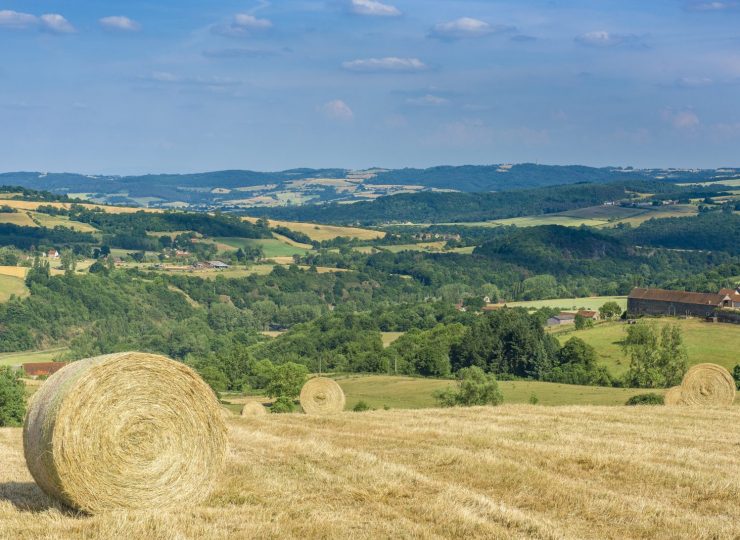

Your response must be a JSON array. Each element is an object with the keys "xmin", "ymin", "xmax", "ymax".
[{"xmin": 23, "ymin": 362, "xmax": 67, "ymax": 378}]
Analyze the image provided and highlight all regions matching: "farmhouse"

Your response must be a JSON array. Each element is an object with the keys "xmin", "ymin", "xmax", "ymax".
[
  {"xmin": 628, "ymin": 287, "xmax": 731, "ymax": 318},
  {"xmin": 719, "ymin": 288, "xmax": 740, "ymax": 308},
  {"xmin": 46, "ymin": 249, "xmax": 60, "ymax": 259},
  {"xmin": 23, "ymin": 362, "xmax": 66, "ymax": 378},
  {"xmin": 546, "ymin": 312, "xmax": 576, "ymax": 327},
  {"xmin": 577, "ymin": 310, "xmax": 599, "ymax": 321}
]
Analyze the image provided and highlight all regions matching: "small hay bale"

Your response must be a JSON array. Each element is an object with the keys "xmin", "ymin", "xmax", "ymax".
[
  {"xmin": 679, "ymin": 363, "xmax": 736, "ymax": 407},
  {"xmin": 664, "ymin": 386, "xmax": 684, "ymax": 406},
  {"xmin": 241, "ymin": 402, "xmax": 267, "ymax": 417},
  {"xmin": 23, "ymin": 352, "xmax": 227, "ymax": 513},
  {"xmin": 300, "ymin": 377, "xmax": 346, "ymax": 415}
]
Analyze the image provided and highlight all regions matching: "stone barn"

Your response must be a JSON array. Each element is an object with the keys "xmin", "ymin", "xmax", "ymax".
[{"xmin": 627, "ymin": 288, "xmax": 731, "ymax": 318}]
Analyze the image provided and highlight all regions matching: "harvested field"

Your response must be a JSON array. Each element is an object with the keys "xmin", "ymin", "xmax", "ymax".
[
  {"xmin": 1, "ymin": 405, "xmax": 738, "ymax": 539},
  {"xmin": 242, "ymin": 217, "xmax": 384, "ymax": 241}
]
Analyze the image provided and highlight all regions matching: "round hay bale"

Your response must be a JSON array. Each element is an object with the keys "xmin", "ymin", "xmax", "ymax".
[
  {"xmin": 23, "ymin": 352, "xmax": 227, "ymax": 513},
  {"xmin": 241, "ymin": 401, "xmax": 267, "ymax": 417},
  {"xmin": 664, "ymin": 386, "xmax": 684, "ymax": 406},
  {"xmin": 679, "ymin": 363, "xmax": 736, "ymax": 407},
  {"xmin": 299, "ymin": 377, "xmax": 345, "ymax": 415}
]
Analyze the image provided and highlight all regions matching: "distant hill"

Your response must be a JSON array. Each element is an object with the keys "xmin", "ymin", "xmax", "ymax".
[
  {"xmin": 0, "ymin": 164, "xmax": 734, "ymax": 210},
  {"xmin": 245, "ymin": 180, "xmax": 725, "ymax": 225}
]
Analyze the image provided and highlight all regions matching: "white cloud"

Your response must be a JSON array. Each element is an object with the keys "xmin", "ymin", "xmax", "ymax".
[
  {"xmin": 99, "ymin": 16, "xmax": 140, "ymax": 32},
  {"xmin": 350, "ymin": 0, "xmax": 401, "ymax": 17},
  {"xmin": 213, "ymin": 13, "xmax": 272, "ymax": 37},
  {"xmin": 0, "ymin": 10, "xmax": 38, "ymax": 29},
  {"xmin": 322, "ymin": 100, "xmax": 354, "ymax": 121},
  {"xmin": 430, "ymin": 18, "xmax": 513, "ymax": 40},
  {"xmin": 40, "ymin": 14, "xmax": 75, "ymax": 34},
  {"xmin": 674, "ymin": 76, "xmax": 713, "ymax": 88},
  {"xmin": 575, "ymin": 31, "xmax": 645, "ymax": 48},
  {"xmin": 143, "ymin": 72, "xmax": 240, "ymax": 88},
  {"xmin": 342, "ymin": 57, "xmax": 426, "ymax": 72},
  {"xmin": 406, "ymin": 94, "xmax": 448, "ymax": 106},
  {"xmin": 662, "ymin": 108, "xmax": 700, "ymax": 129}
]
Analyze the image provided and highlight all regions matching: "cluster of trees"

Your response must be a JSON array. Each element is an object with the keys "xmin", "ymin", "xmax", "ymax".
[
  {"xmin": 622, "ymin": 323, "xmax": 688, "ymax": 388},
  {"xmin": 0, "ymin": 367, "xmax": 25, "ymax": 427}
]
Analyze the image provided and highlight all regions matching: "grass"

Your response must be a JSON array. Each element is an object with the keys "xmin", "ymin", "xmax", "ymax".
[
  {"xmin": 0, "ymin": 348, "xmax": 68, "ymax": 367},
  {"xmin": 506, "ymin": 295, "xmax": 627, "ymax": 311},
  {"xmin": 381, "ymin": 332, "xmax": 404, "ymax": 347},
  {"xmin": 555, "ymin": 318, "xmax": 740, "ymax": 376},
  {"xmin": 0, "ymin": 212, "xmax": 37, "ymax": 227},
  {"xmin": 0, "ymin": 275, "xmax": 29, "ymax": 302},
  {"xmin": 242, "ymin": 217, "xmax": 384, "ymax": 241},
  {"xmin": 335, "ymin": 375, "xmax": 661, "ymax": 410},
  {"xmin": 490, "ymin": 215, "xmax": 607, "ymax": 228},
  {"xmin": 29, "ymin": 212, "xmax": 99, "ymax": 233},
  {"xmin": 215, "ymin": 237, "xmax": 311, "ymax": 258},
  {"xmin": 0, "ymin": 199, "xmax": 157, "ymax": 214},
  {"xmin": 0, "ymin": 266, "xmax": 28, "ymax": 279},
  {"xmin": 1, "ymin": 405, "xmax": 738, "ymax": 538},
  {"xmin": 383, "ymin": 241, "xmax": 447, "ymax": 253}
]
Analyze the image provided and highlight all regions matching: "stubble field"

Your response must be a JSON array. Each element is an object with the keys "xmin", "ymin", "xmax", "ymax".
[{"xmin": 1, "ymin": 405, "xmax": 738, "ymax": 539}]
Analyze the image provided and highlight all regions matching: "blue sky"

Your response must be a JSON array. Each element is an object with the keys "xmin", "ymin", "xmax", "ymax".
[{"xmin": 1, "ymin": 0, "xmax": 740, "ymax": 174}]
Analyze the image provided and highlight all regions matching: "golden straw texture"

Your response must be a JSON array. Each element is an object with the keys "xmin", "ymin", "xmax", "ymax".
[
  {"xmin": 241, "ymin": 402, "xmax": 268, "ymax": 417},
  {"xmin": 663, "ymin": 386, "xmax": 684, "ymax": 406},
  {"xmin": 300, "ymin": 377, "xmax": 346, "ymax": 415},
  {"xmin": 23, "ymin": 352, "xmax": 227, "ymax": 513},
  {"xmin": 679, "ymin": 363, "xmax": 736, "ymax": 407}
]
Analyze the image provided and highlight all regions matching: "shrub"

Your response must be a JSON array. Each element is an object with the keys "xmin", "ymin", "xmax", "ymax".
[
  {"xmin": 0, "ymin": 366, "xmax": 26, "ymax": 427},
  {"xmin": 733, "ymin": 364, "xmax": 740, "ymax": 391},
  {"xmin": 271, "ymin": 396, "xmax": 296, "ymax": 414},
  {"xmin": 353, "ymin": 400, "xmax": 371, "ymax": 412},
  {"xmin": 625, "ymin": 393, "xmax": 665, "ymax": 406},
  {"xmin": 528, "ymin": 393, "xmax": 539, "ymax": 405},
  {"xmin": 434, "ymin": 366, "xmax": 503, "ymax": 407}
]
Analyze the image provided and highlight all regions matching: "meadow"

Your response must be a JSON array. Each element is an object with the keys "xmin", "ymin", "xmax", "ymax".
[
  {"xmin": 0, "ymin": 275, "xmax": 28, "ymax": 303},
  {"xmin": 554, "ymin": 319, "xmax": 740, "ymax": 376},
  {"xmin": 505, "ymin": 295, "xmax": 627, "ymax": 312},
  {"xmin": 1, "ymin": 405, "xmax": 738, "ymax": 539},
  {"xmin": 335, "ymin": 375, "xmax": 654, "ymax": 409},
  {"xmin": 242, "ymin": 217, "xmax": 384, "ymax": 241},
  {"xmin": 0, "ymin": 348, "xmax": 68, "ymax": 367}
]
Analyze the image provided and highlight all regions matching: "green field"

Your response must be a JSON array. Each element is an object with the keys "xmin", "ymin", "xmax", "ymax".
[
  {"xmin": 555, "ymin": 319, "xmax": 740, "ymax": 376},
  {"xmin": 215, "ymin": 237, "xmax": 311, "ymax": 258},
  {"xmin": 506, "ymin": 295, "xmax": 627, "ymax": 311},
  {"xmin": 490, "ymin": 215, "xmax": 607, "ymax": 228},
  {"xmin": 30, "ymin": 212, "xmax": 99, "ymax": 233},
  {"xmin": 0, "ymin": 348, "xmax": 68, "ymax": 367},
  {"xmin": 335, "ymin": 375, "xmax": 658, "ymax": 409},
  {"xmin": 0, "ymin": 274, "xmax": 29, "ymax": 302}
]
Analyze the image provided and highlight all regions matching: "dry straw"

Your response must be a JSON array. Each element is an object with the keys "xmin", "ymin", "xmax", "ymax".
[
  {"xmin": 663, "ymin": 386, "xmax": 684, "ymax": 406},
  {"xmin": 300, "ymin": 377, "xmax": 346, "ymax": 415},
  {"xmin": 23, "ymin": 352, "xmax": 227, "ymax": 513},
  {"xmin": 241, "ymin": 401, "xmax": 268, "ymax": 417},
  {"xmin": 679, "ymin": 363, "xmax": 736, "ymax": 407}
]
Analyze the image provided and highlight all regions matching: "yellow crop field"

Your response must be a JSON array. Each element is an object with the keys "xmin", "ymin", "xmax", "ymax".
[
  {"xmin": 0, "ymin": 266, "xmax": 29, "ymax": 279},
  {"xmin": 242, "ymin": 217, "xmax": 385, "ymax": 241},
  {"xmin": 0, "ymin": 212, "xmax": 37, "ymax": 227},
  {"xmin": 1, "ymin": 405, "xmax": 738, "ymax": 538},
  {"xmin": 0, "ymin": 199, "xmax": 160, "ymax": 214}
]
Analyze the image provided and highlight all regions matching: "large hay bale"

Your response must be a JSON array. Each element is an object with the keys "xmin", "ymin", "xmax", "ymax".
[
  {"xmin": 241, "ymin": 401, "xmax": 267, "ymax": 417},
  {"xmin": 663, "ymin": 386, "xmax": 684, "ymax": 406},
  {"xmin": 300, "ymin": 377, "xmax": 345, "ymax": 415},
  {"xmin": 23, "ymin": 352, "xmax": 227, "ymax": 513},
  {"xmin": 679, "ymin": 363, "xmax": 736, "ymax": 407}
]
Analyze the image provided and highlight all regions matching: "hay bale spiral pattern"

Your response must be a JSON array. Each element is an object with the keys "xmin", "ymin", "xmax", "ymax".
[
  {"xmin": 23, "ymin": 352, "xmax": 227, "ymax": 513},
  {"xmin": 679, "ymin": 363, "xmax": 736, "ymax": 407},
  {"xmin": 663, "ymin": 386, "xmax": 684, "ymax": 406},
  {"xmin": 300, "ymin": 377, "xmax": 346, "ymax": 415},
  {"xmin": 241, "ymin": 401, "xmax": 268, "ymax": 417}
]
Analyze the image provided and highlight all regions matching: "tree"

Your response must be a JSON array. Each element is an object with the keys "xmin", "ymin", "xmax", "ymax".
[
  {"xmin": 265, "ymin": 362, "xmax": 308, "ymax": 399},
  {"xmin": 622, "ymin": 323, "xmax": 688, "ymax": 388},
  {"xmin": 434, "ymin": 366, "xmax": 503, "ymax": 407},
  {"xmin": 599, "ymin": 301, "xmax": 622, "ymax": 320},
  {"xmin": 60, "ymin": 249, "xmax": 77, "ymax": 276},
  {"xmin": 463, "ymin": 296, "xmax": 485, "ymax": 311},
  {"xmin": 198, "ymin": 366, "xmax": 228, "ymax": 398},
  {"xmin": 733, "ymin": 364, "xmax": 740, "ymax": 390},
  {"xmin": 543, "ymin": 337, "xmax": 612, "ymax": 386},
  {"xmin": 0, "ymin": 367, "xmax": 26, "ymax": 427}
]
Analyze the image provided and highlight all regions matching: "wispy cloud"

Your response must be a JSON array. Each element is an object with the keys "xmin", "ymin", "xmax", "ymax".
[
  {"xmin": 99, "ymin": 16, "xmax": 140, "ymax": 32},
  {"xmin": 0, "ymin": 10, "xmax": 75, "ymax": 33},
  {"xmin": 40, "ymin": 14, "xmax": 75, "ymax": 34},
  {"xmin": 342, "ymin": 57, "xmax": 426, "ymax": 72},
  {"xmin": 575, "ymin": 31, "xmax": 646, "ymax": 48},
  {"xmin": 406, "ymin": 94, "xmax": 449, "ymax": 106},
  {"xmin": 202, "ymin": 48, "xmax": 276, "ymax": 59},
  {"xmin": 430, "ymin": 18, "xmax": 514, "ymax": 40},
  {"xmin": 685, "ymin": 1, "xmax": 740, "ymax": 11},
  {"xmin": 212, "ymin": 13, "xmax": 272, "ymax": 37},
  {"xmin": 142, "ymin": 72, "xmax": 241, "ymax": 88},
  {"xmin": 662, "ymin": 108, "xmax": 700, "ymax": 129},
  {"xmin": 322, "ymin": 100, "xmax": 354, "ymax": 121},
  {"xmin": 350, "ymin": 0, "xmax": 401, "ymax": 17}
]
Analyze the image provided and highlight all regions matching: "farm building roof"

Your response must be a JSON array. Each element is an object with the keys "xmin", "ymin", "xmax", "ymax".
[
  {"xmin": 628, "ymin": 288, "xmax": 728, "ymax": 306},
  {"xmin": 719, "ymin": 288, "xmax": 740, "ymax": 300},
  {"xmin": 23, "ymin": 362, "xmax": 67, "ymax": 377},
  {"xmin": 577, "ymin": 310, "xmax": 598, "ymax": 318}
]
